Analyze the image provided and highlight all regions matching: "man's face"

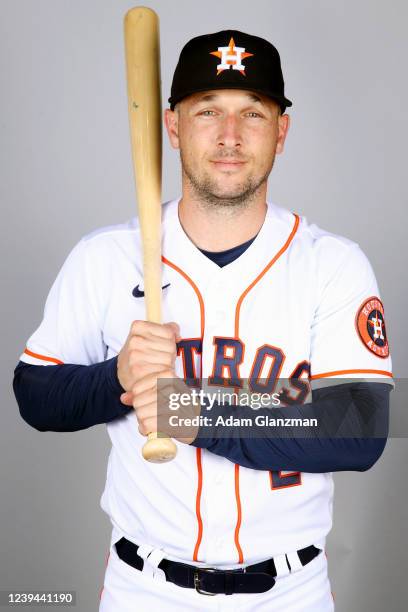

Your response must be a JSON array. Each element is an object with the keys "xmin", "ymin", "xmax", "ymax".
[{"xmin": 165, "ymin": 89, "xmax": 290, "ymax": 207}]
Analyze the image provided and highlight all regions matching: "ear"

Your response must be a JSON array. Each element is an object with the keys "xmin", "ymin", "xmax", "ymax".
[
  {"xmin": 164, "ymin": 108, "xmax": 180, "ymax": 150},
  {"xmin": 276, "ymin": 113, "xmax": 290, "ymax": 155}
]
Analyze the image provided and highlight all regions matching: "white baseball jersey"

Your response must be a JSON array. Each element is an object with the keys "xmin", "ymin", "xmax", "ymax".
[{"xmin": 20, "ymin": 198, "xmax": 393, "ymax": 568}]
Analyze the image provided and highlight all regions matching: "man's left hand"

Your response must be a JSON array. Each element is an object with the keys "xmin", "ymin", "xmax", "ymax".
[{"xmin": 120, "ymin": 370, "xmax": 201, "ymax": 445}]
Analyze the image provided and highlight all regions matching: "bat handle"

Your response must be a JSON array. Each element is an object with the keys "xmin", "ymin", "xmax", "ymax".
[{"xmin": 142, "ymin": 432, "xmax": 178, "ymax": 463}]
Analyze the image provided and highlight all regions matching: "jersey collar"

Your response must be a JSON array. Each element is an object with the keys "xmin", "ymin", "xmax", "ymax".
[{"xmin": 161, "ymin": 198, "xmax": 300, "ymax": 296}]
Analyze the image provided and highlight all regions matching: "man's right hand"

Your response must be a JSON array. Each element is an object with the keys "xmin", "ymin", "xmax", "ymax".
[{"xmin": 117, "ymin": 320, "xmax": 180, "ymax": 405}]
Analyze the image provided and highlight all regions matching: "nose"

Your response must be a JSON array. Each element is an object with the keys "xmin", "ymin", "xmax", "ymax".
[{"xmin": 217, "ymin": 114, "xmax": 242, "ymax": 149}]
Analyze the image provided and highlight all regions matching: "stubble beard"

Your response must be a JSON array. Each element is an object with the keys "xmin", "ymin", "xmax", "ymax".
[{"xmin": 180, "ymin": 150, "xmax": 274, "ymax": 211}]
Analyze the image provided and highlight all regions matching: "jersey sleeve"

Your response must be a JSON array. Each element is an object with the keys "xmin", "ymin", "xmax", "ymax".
[
  {"xmin": 19, "ymin": 238, "xmax": 107, "ymax": 366},
  {"xmin": 309, "ymin": 242, "xmax": 393, "ymax": 388}
]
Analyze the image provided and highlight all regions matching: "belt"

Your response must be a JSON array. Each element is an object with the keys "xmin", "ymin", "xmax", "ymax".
[{"xmin": 115, "ymin": 537, "xmax": 321, "ymax": 595}]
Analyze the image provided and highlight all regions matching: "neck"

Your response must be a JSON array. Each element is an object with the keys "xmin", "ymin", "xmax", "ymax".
[{"xmin": 177, "ymin": 183, "xmax": 268, "ymax": 251}]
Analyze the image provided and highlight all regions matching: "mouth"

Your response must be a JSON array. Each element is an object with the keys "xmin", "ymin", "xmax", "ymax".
[{"xmin": 210, "ymin": 160, "xmax": 247, "ymax": 171}]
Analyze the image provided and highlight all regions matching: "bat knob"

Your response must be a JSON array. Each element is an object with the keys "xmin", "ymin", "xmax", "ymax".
[{"xmin": 142, "ymin": 432, "xmax": 178, "ymax": 463}]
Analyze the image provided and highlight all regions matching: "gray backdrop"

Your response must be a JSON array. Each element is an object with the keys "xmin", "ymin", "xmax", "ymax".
[{"xmin": 1, "ymin": 0, "xmax": 407, "ymax": 610}]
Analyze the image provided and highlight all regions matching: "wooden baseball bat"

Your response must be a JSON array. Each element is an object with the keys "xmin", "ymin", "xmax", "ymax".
[{"xmin": 124, "ymin": 6, "xmax": 177, "ymax": 463}]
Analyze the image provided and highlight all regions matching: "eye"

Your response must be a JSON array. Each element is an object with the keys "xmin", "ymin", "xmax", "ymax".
[
  {"xmin": 199, "ymin": 110, "xmax": 217, "ymax": 116},
  {"xmin": 246, "ymin": 111, "xmax": 263, "ymax": 118}
]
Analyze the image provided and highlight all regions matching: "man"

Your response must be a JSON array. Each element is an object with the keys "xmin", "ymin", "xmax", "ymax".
[{"xmin": 13, "ymin": 30, "xmax": 393, "ymax": 611}]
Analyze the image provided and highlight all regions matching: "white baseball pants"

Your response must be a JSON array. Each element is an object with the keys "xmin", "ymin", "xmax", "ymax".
[{"xmin": 99, "ymin": 541, "xmax": 335, "ymax": 611}]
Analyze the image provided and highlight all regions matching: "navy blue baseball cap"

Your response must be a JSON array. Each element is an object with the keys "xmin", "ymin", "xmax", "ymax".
[{"xmin": 168, "ymin": 30, "xmax": 292, "ymax": 113}]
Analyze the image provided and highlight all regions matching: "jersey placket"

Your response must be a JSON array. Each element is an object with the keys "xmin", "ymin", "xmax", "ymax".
[{"xmin": 200, "ymin": 268, "xmax": 242, "ymax": 564}]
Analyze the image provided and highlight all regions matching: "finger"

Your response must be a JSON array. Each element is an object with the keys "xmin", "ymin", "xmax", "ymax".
[
  {"xmin": 136, "ymin": 413, "xmax": 159, "ymax": 437},
  {"xmin": 137, "ymin": 322, "xmax": 180, "ymax": 342},
  {"xmin": 165, "ymin": 322, "xmax": 181, "ymax": 340},
  {"xmin": 132, "ymin": 388, "xmax": 157, "ymax": 411},
  {"xmin": 134, "ymin": 398, "xmax": 158, "ymax": 420},
  {"xmin": 120, "ymin": 391, "xmax": 134, "ymax": 406},
  {"xmin": 132, "ymin": 362, "xmax": 176, "ymax": 382},
  {"xmin": 131, "ymin": 368, "xmax": 175, "ymax": 394},
  {"xmin": 129, "ymin": 335, "xmax": 178, "ymax": 356},
  {"xmin": 122, "ymin": 370, "xmax": 181, "ymax": 404},
  {"xmin": 130, "ymin": 320, "xmax": 177, "ymax": 341},
  {"xmin": 132, "ymin": 376, "xmax": 173, "ymax": 409},
  {"xmin": 131, "ymin": 376, "xmax": 157, "ymax": 397},
  {"xmin": 134, "ymin": 348, "xmax": 176, "ymax": 367},
  {"xmin": 145, "ymin": 321, "xmax": 180, "ymax": 341}
]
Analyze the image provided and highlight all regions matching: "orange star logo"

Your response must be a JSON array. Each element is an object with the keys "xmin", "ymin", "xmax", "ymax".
[{"xmin": 210, "ymin": 37, "xmax": 254, "ymax": 76}]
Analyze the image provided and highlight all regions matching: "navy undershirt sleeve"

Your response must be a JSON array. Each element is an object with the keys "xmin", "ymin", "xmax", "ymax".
[
  {"xmin": 13, "ymin": 357, "xmax": 131, "ymax": 432},
  {"xmin": 190, "ymin": 382, "xmax": 390, "ymax": 472},
  {"xmin": 13, "ymin": 360, "xmax": 390, "ymax": 471}
]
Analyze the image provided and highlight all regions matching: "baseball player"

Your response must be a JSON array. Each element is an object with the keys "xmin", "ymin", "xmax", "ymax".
[{"xmin": 13, "ymin": 30, "xmax": 393, "ymax": 611}]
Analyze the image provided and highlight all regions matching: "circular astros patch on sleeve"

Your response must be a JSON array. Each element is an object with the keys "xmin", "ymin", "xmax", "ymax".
[{"xmin": 355, "ymin": 296, "xmax": 389, "ymax": 357}]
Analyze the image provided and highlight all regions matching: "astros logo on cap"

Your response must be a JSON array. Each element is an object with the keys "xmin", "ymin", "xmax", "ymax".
[
  {"xmin": 355, "ymin": 296, "xmax": 389, "ymax": 357},
  {"xmin": 210, "ymin": 37, "xmax": 254, "ymax": 76}
]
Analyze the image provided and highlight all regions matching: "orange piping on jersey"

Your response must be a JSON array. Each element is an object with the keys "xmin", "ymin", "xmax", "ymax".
[
  {"xmin": 162, "ymin": 256, "xmax": 205, "ymax": 340},
  {"xmin": 310, "ymin": 369, "xmax": 393, "ymax": 380},
  {"xmin": 162, "ymin": 255, "xmax": 205, "ymax": 562},
  {"xmin": 193, "ymin": 448, "xmax": 204, "ymax": 562},
  {"xmin": 234, "ymin": 463, "xmax": 244, "ymax": 562},
  {"xmin": 23, "ymin": 347, "xmax": 63, "ymax": 365},
  {"xmin": 233, "ymin": 213, "xmax": 301, "ymax": 564},
  {"xmin": 234, "ymin": 214, "xmax": 300, "ymax": 334}
]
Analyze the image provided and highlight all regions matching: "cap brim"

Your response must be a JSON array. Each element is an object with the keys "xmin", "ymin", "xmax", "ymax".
[{"xmin": 168, "ymin": 84, "xmax": 292, "ymax": 111}]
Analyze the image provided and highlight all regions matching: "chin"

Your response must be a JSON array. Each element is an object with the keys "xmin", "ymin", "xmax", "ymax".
[
  {"xmin": 211, "ymin": 176, "xmax": 248, "ymax": 192},
  {"xmin": 216, "ymin": 189, "xmax": 247, "ymax": 199},
  {"xmin": 208, "ymin": 190, "xmax": 252, "ymax": 204}
]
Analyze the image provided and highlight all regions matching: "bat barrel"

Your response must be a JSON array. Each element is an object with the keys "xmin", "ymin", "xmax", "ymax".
[{"xmin": 125, "ymin": 7, "xmax": 163, "ymax": 323}]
